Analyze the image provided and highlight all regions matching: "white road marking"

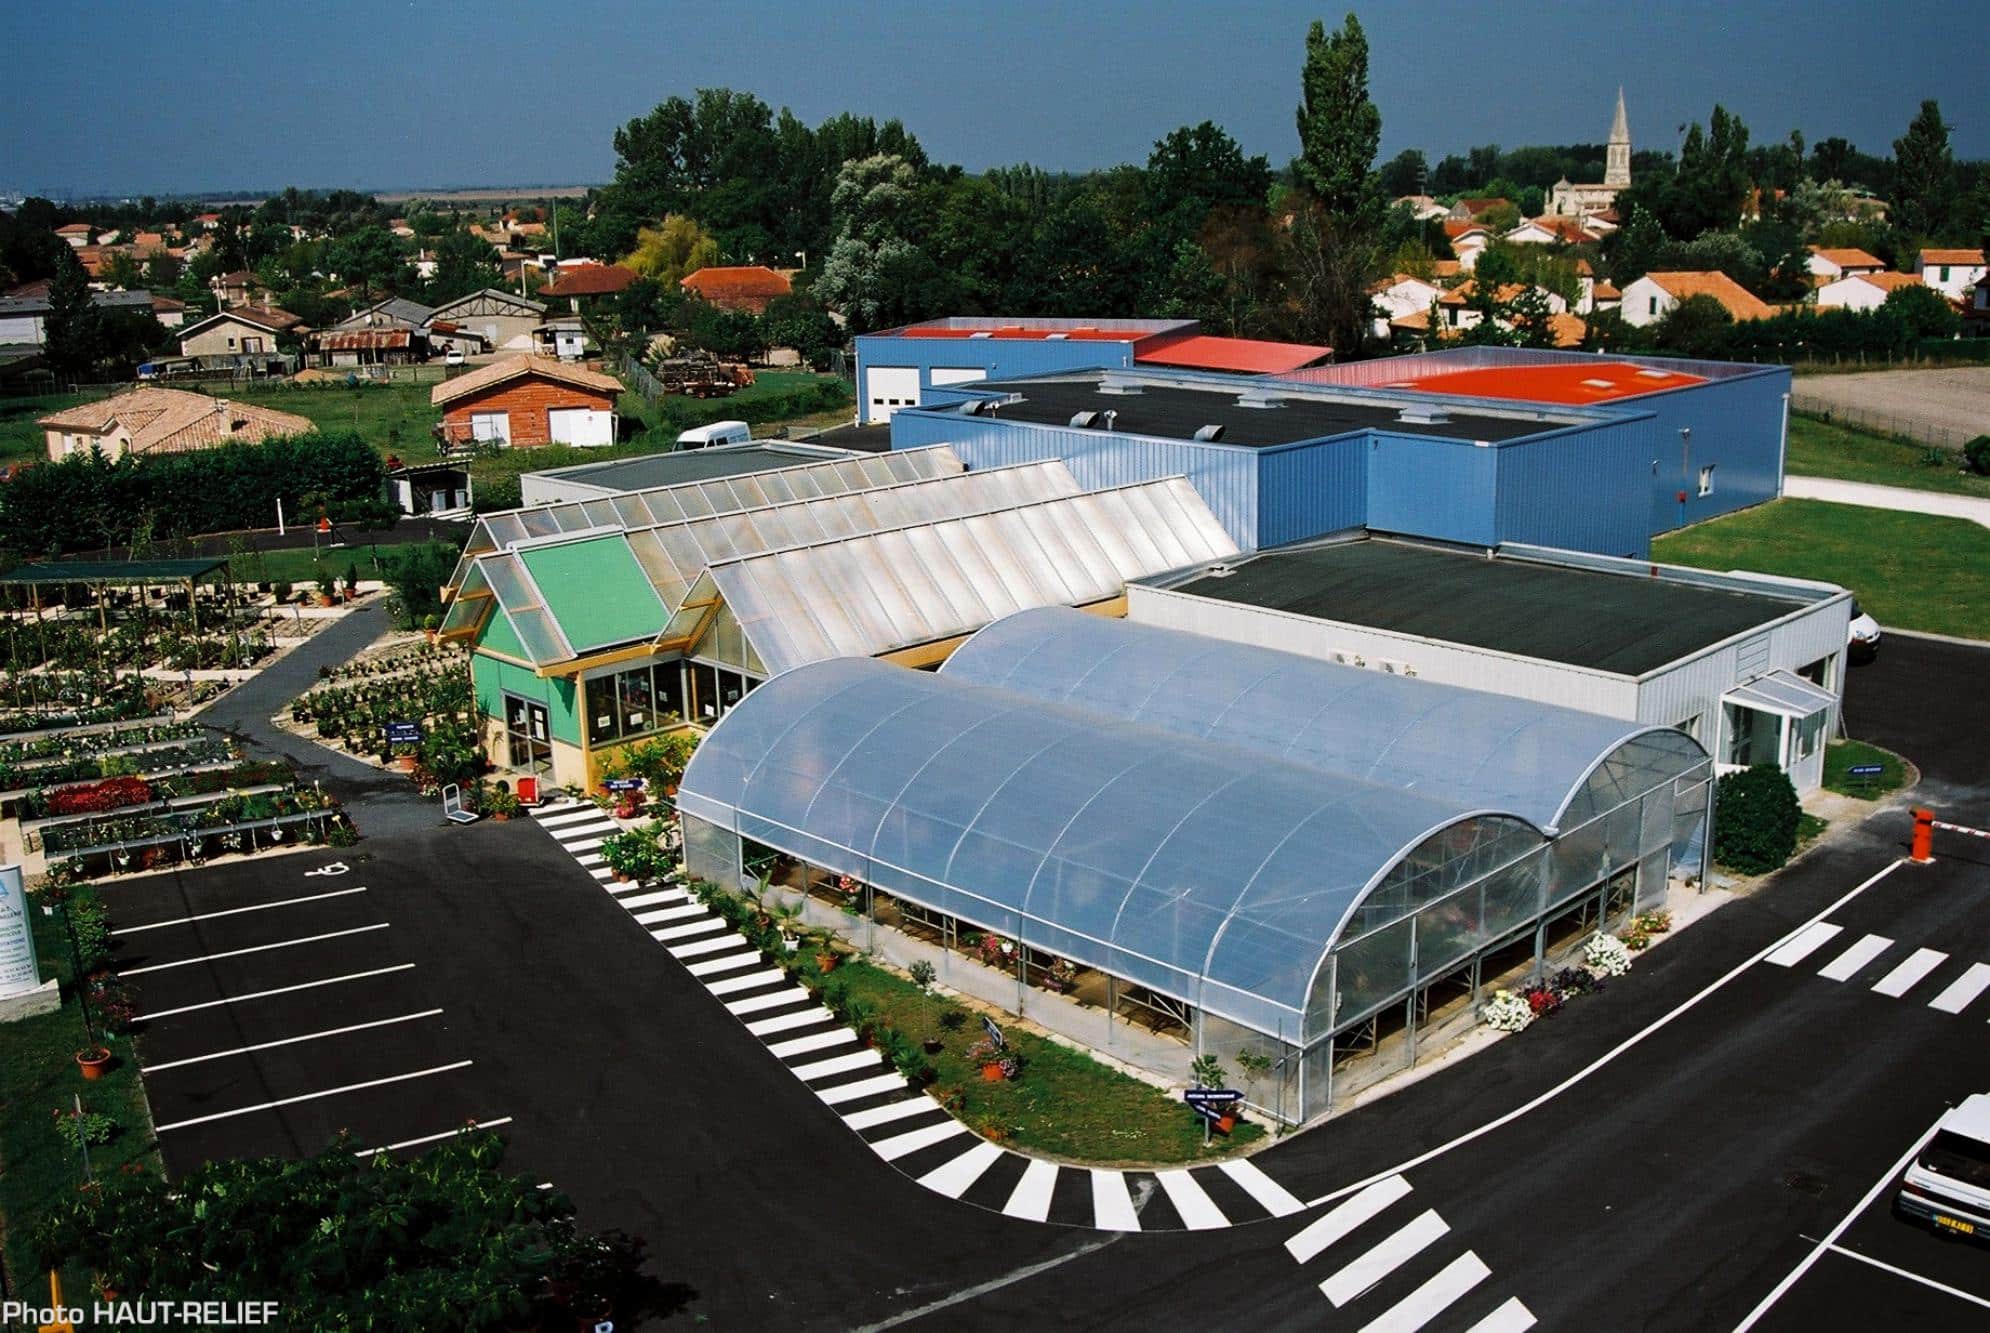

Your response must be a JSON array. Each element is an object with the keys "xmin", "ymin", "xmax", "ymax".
[
  {"xmin": 1765, "ymin": 921, "xmax": 1842, "ymax": 967},
  {"xmin": 1287, "ymin": 1175, "xmax": 1414, "ymax": 1263},
  {"xmin": 1821, "ymin": 1243, "xmax": 1990, "ymax": 1311},
  {"xmin": 668, "ymin": 934, "xmax": 748, "ymax": 959},
  {"xmin": 1463, "ymin": 1297, "xmax": 1538, "ymax": 1333},
  {"xmin": 154, "ymin": 1060, "xmax": 473, "ymax": 1132},
  {"xmin": 722, "ymin": 987, "xmax": 810, "ymax": 1017},
  {"xmin": 560, "ymin": 836, "xmax": 611, "ymax": 853},
  {"xmin": 548, "ymin": 819, "xmax": 619, "ymax": 838},
  {"xmin": 1319, "ymin": 1209, "xmax": 1449, "ymax": 1306},
  {"xmin": 354, "ymin": 1116, "xmax": 514, "ymax": 1158},
  {"xmin": 1871, "ymin": 947, "xmax": 1948, "ymax": 997},
  {"xmin": 706, "ymin": 967, "xmax": 786, "ymax": 996},
  {"xmin": 1307, "ymin": 860, "xmax": 1906, "ymax": 1210},
  {"xmin": 619, "ymin": 889, "xmax": 690, "ymax": 909},
  {"xmin": 1817, "ymin": 933, "xmax": 1894, "ymax": 982},
  {"xmin": 141, "ymin": 1009, "xmax": 444, "ymax": 1072},
  {"xmin": 843, "ymin": 1097, "xmax": 937, "ymax": 1132},
  {"xmin": 790, "ymin": 1049, "xmax": 883, "ymax": 1081},
  {"xmin": 534, "ymin": 806, "xmax": 613, "ymax": 828},
  {"xmin": 767, "ymin": 1029, "xmax": 854, "ymax": 1059},
  {"xmin": 745, "ymin": 1005, "xmax": 836, "ymax": 1037},
  {"xmin": 871, "ymin": 1120, "xmax": 967, "ymax": 1162},
  {"xmin": 917, "ymin": 1141, "xmax": 1006, "ymax": 1199},
  {"xmin": 1361, "ymin": 1251, "xmax": 1491, "ymax": 1332},
  {"xmin": 1090, "ymin": 1169, "xmax": 1140, "ymax": 1232},
  {"xmin": 114, "ymin": 887, "xmax": 368, "ymax": 934},
  {"xmin": 133, "ymin": 963, "xmax": 415, "ymax": 1022},
  {"xmin": 1155, "ymin": 1169, "xmax": 1227, "ymax": 1230},
  {"xmin": 1928, "ymin": 962, "xmax": 1990, "ymax": 1014},
  {"xmin": 817, "ymin": 1072, "xmax": 908, "ymax": 1105},
  {"xmin": 652, "ymin": 917, "xmax": 729, "ymax": 942},
  {"xmin": 120, "ymin": 922, "xmax": 389, "ymax": 975},
  {"xmin": 1732, "ymin": 1118, "xmax": 1945, "ymax": 1330},
  {"xmin": 1003, "ymin": 1158, "xmax": 1060, "ymax": 1222},
  {"xmin": 1220, "ymin": 1158, "xmax": 1306, "ymax": 1217},
  {"xmin": 633, "ymin": 903, "xmax": 707, "ymax": 925},
  {"xmin": 683, "ymin": 949, "xmax": 761, "ymax": 976}
]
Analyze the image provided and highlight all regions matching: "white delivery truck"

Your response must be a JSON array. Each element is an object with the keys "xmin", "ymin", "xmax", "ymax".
[
  {"xmin": 675, "ymin": 421, "xmax": 752, "ymax": 450},
  {"xmin": 1895, "ymin": 1093, "xmax": 1990, "ymax": 1242}
]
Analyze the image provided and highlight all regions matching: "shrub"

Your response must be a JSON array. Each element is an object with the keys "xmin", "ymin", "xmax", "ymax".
[
  {"xmin": 1714, "ymin": 764, "xmax": 1802, "ymax": 874},
  {"xmin": 52, "ymin": 1108, "xmax": 117, "ymax": 1152},
  {"xmin": 909, "ymin": 960, "xmax": 936, "ymax": 991},
  {"xmin": 1965, "ymin": 435, "xmax": 1990, "ymax": 477},
  {"xmin": 1584, "ymin": 932, "xmax": 1633, "ymax": 977}
]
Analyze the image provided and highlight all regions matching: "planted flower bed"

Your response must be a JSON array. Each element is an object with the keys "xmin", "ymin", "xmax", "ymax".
[
  {"xmin": 0, "ymin": 608, "xmax": 275, "ymax": 675},
  {"xmin": 0, "ymin": 737, "xmax": 236, "ymax": 793},
  {"xmin": 0, "ymin": 720, "xmax": 207, "ymax": 770},
  {"xmin": 45, "ymin": 784, "xmax": 353, "ymax": 878},
  {"xmin": 22, "ymin": 761, "xmax": 291, "ymax": 821},
  {"xmin": 290, "ymin": 663, "xmax": 472, "ymax": 757},
  {"xmin": 0, "ymin": 677, "xmax": 156, "ymax": 733}
]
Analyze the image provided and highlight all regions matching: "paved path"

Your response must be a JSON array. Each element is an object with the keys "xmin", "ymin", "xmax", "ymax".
[{"xmin": 1784, "ymin": 475, "xmax": 1990, "ymax": 528}]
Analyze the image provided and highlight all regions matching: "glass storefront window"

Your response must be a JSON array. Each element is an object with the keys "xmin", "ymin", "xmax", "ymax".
[
  {"xmin": 586, "ymin": 675, "xmax": 619, "ymax": 747},
  {"xmin": 717, "ymin": 668, "xmax": 745, "ymax": 714},
  {"xmin": 690, "ymin": 662, "xmax": 720, "ymax": 723},
  {"xmin": 654, "ymin": 663, "xmax": 685, "ymax": 726},
  {"xmin": 619, "ymin": 667, "xmax": 654, "ymax": 735}
]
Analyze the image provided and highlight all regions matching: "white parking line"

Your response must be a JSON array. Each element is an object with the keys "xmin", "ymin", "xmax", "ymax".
[
  {"xmin": 817, "ymin": 1072, "xmax": 907, "ymax": 1105},
  {"xmin": 1928, "ymin": 962, "xmax": 1990, "ymax": 1014},
  {"xmin": 114, "ymin": 887, "xmax": 368, "ymax": 934},
  {"xmin": 1871, "ymin": 947, "xmax": 1948, "ymax": 998},
  {"xmin": 134, "ymin": 964, "xmax": 415, "ymax": 1022},
  {"xmin": 767, "ymin": 1028, "xmax": 853, "ymax": 1059},
  {"xmin": 1361, "ymin": 1251, "xmax": 1490, "ymax": 1332},
  {"xmin": 354, "ymin": 1116, "xmax": 515, "ymax": 1158},
  {"xmin": 141, "ymin": 1010, "xmax": 444, "ymax": 1072},
  {"xmin": 1288, "ymin": 1175, "xmax": 1414, "ymax": 1263},
  {"xmin": 871, "ymin": 1120, "xmax": 967, "ymax": 1162},
  {"xmin": 790, "ymin": 1049, "xmax": 882, "ymax": 1081},
  {"xmin": 1821, "ymin": 1243, "xmax": 1990, "ymax": 1312},
  {"xmin": 1732, "ymin": 1118, "xmax": 1944, "ymax": 1330},
  {"xmin": 1765, "ymin": 921, "xmax": 1843, "ymax": 968},
  {"xmin": 121, "ymin": 923, "xmax": 390, "ymax": 976},
  {"xmin": 154, "ymin": 1060, "xmax": 474, "ymax": 1132},
  {"xmin": 535, "ymin": 806, "xmax": 613, "ymax": 829},
  {"xmin": 1319, "ymin": 1209, "xmax": 1448, "ymax": 1306},
  {"xmin": 844, "ymin": 1096, "xmax": 937, "ymax": 1133},
  {"xmin": 1817, "ymin": 933, "xmax": 1894, "ymax": 982}
]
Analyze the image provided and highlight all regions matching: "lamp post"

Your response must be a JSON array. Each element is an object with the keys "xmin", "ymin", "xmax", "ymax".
[{"xmin": 794, "ymin": 250, "xmax": 807, "ymax": 271}]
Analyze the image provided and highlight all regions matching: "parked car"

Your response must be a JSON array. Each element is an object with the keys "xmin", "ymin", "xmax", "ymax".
[
  {"xmin": 1895, "ymin": 1093, "xmax": 1990, "ymax": 1243},
  {"xmin": 675, "ymin": 420, "xmax": 751, "ymax": 451},
  {"xmin": 443, "ymin": 349, "xmax": 466, "ymax": 367},
  {"xmin": 1848, "ymin": 600, "xmax": 1882, "ymax": 663}
]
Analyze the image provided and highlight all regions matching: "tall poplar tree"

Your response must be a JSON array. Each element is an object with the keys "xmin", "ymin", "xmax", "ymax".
[
  {"xmin": 1294, "ymin": 13, "xmax": 1382, "ymax": 221},
  {"xmin": 1891, "ymin": 100, "xmax": 1955, "ymax": 238}
]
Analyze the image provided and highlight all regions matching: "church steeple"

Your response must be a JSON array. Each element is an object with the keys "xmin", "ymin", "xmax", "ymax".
[{"xmin": 1605, "ymin": 88, "xmax": 1631, "ymax": 187}]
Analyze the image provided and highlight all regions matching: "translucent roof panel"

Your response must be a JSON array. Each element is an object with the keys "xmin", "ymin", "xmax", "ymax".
[
  {"xmin": 679, "ymin": 478, "xmax": 1241, "ymax": 676},
  {"xmin": 944, "ymin": 608, "xmax": 1707, "ymax": 831},
  {"xmin": 678, "ymin": 657, "xmax": 1493, "ymax": 1040}
]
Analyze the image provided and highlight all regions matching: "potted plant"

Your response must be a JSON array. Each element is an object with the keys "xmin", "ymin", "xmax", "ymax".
[
  {"xmin": 75, "ymin": 1046, "xmax": 113, "ymax": 1080},
  {"xmin": 487, "ymin": 787, "xmax": 521, "ymax": 822},
  {"xmin": 967, "ymin": 1036, "xmax": 1004, "ymax": 1081},
  {"xmin": 391, "ymin": 741, "xmax": 420, "ymax": 774},
  {"xmin": 922, "ymin": 1034, "xmax": 945, "ymax": 1055}
]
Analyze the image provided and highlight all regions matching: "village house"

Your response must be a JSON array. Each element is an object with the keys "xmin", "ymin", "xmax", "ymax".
[
  {"xmin": 1814, "ymin": 270, "xmax": 1923, "ymax": 312},
  {"xmin": 1917, "ymin": 248, "xmax": 1987, "ymax": 301},
  {"xmin": 537, "ymin": 263, "xmax": 640, "ymax": 312},
  {"xmin": 37, "ymin": 386, "xmax": 312, "ymax": 461},
  {"xmin": 426, "ymin": 288, "xmax": 547, "ymax": 351},
  {"xmin": 431, "ymin": 355, "xmax": 622, "ymax": 450},
  {"xmin": 1618, "ymin": 270, "xmax": 1776, "ymax": 327},
  {"xmin": 679, "ymin": 265, "xmax": 793, "ymax": 315},
  {"xmin": 176, "ymin": 305, "xmax": 304, "ymax": 365},
  {"xmin": 1805, "ymin": 247, "xmax": 1887, "ymax": 284}
]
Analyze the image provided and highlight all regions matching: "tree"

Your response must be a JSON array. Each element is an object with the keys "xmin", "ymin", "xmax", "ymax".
[
  {"xmin": 1294, "ymin": 13, "xmax": 1382, "ymax": 220},
  {"xmin": 1884, "ymin": 282, "xmax": 1961, "ymax": 340},
  {"xmin": 1891, "ymin": 100, "xmax": 1956, "ymax": 239},
  {"xmin": 1713, "ymin": 765, "xmax": 1800, "ymax": 874},
  {"xmin": 32, "ymin": 1131, "xmax": 666, "ymax": 1329},
  {"xmin": 1604, "ymin": 204, "xmax": 1669, "ymax": 287},
  {"xmin": 1508, "ymin": 284, "xmax": 1560, "ymax": 348},
  {"xmin": 1275, "ymin": 198, "xmax": 1385, "ymax": 356},
  {"xmin": 621, "ymin": 214, "xmax": 721, "ymax": 286},
  {"xmin": 98, "ymin": 249, "xmax": 143, "ymax": 290},
  {"xmin": 760, "ymin": 292, "xmax": 841, "ymax": 368},
  {"xmin": 421, "ymin": 228, "xmax": 502, "ymax": 306},
  {"xmin": 1651, "ymin": 293, "xmax": 1734, "ymax": 359},
  {"xmin": 1378, "ymin": 148, "xmax": 1428, "ymax": 199},
  {"xmin": 325, "ymin": 225, "xmax": 411, "ymax": 292},
  {"xmin": 42, "ymin": 247, "xmax": 103, "ymax": 379},
  {"xmin": 1146, "ymin": 122, "xmax": 1272, "ymax": 219},
  {"xmin": 813, "ymin": 154, "xmax": 941, "ymax": 330},
  {"xmin": 382, "ymin": 542, "xmax": 459, "ymax": 630}
]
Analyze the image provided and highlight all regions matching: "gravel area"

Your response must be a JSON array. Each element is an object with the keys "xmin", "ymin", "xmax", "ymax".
[{"xmin": 1791, "ymin": 366, "xmax": 1990, "ymax": 449}]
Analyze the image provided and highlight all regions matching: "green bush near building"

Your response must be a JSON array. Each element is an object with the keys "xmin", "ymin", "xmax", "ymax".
[{"xmin": 1714, "ymin": 764, "xmax": 1802, "ymax": 874}]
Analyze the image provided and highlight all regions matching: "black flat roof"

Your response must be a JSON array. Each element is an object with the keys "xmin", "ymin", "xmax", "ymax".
[
  {"xmin": 965, "ymin": 375, "xmax": 1566, "ymax": 447},
  {"xmin": 548, "ymin": 444, "xmax": 846, "ymax": 491},
  {"xmin": 1174, "ymin": 540, "xmax": 1810, "ymax": 675}
]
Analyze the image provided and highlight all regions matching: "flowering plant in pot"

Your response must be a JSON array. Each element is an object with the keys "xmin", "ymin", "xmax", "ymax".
[
  {"xmin": 1584, "ymin": 932, "xmax": 1633, "ymax": 977},
  {"xmin": 1482, "ymin": 989, "xmax": 1534, "ymax": 1032},
  {"xmin": 486, "ymin": 787, "xmax": 521, "ymax": 822}
]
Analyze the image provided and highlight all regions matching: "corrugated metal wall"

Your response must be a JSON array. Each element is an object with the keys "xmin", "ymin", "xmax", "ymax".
[
  {"xmin": 854, "ymin": 335, "xmax": 1137, "ymax": 415},
  {"xmin": 1629, "ymin": 369, "xmax": 1791, "ymax": 533},
  {"xmin": 1494, "ymin": 415, "xmax": 1657, "ymax": 558},
  {"xmin": 1254, "ymin": 437, "xmax": 1367, "ymax": 547},
  {"xmin": 889, "ymin": 413, "xmax": 1264, "ymax": 549},
  {"xmin": 1365, "ymin": 433, "xmax": 1500, "ymax": 546}
]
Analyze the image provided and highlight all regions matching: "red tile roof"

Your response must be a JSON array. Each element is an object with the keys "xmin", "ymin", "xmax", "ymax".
[
  {"xmin": 1392, "ymin": 361, "xmax": 1707, "ymax": 406},
  {"xmin": 1810, "ymin": 247, "xmax": 1884, "ymax": 270},
  {"xmin": 1852, "ymin": 272, "xmax": 1922, "ymax": 294},
  {"xmin": 431, "ymin": 355, "xmax": 623, "ymax": 407},
  {"xmin": 679, "ymin": 265, "xmax": 793, "ymax": 301},
  {"xmin": 1133, "ymin": 334, "xmax": 1331, "ymax": 374},
  {"xmin": 1920, "ymin": 248, "xmax": 1986, "ymax": 266},
  {"xmin": 1642, "ymin": 271, "xmax": 1777, "ymax": 321},
  {"xmin": 537, "ymin": 264, "xmax": 640, "ymax": 297}
]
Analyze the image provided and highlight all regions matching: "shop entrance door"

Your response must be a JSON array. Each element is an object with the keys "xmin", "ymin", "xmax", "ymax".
[{"xmin": 505, "ymin": 694, "xmax": 552, "ymax": 775}]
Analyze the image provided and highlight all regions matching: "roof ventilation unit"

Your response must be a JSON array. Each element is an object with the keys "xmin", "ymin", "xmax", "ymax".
[
  {"xmin": 1234, "ymin": 388, "xmax": 1287, "ymax": 409},
  {"xmin": 1046, "ymin": 332, "xmax": 1069, "ymax": 340},
  {"xmin": 1201, "ymin": 562, "xmax": 1236, "ymax": 578},
  {"xmin": 968, "ymin": 330, "xmax": 993, "ymax": 339},
  {"xmin": 1068, "ymin": 410, "xmax": 1101, "ymax": 428},
  {"xmin": 1580, "ymin": 377, "xmax": 1615, "ymax": 389},
  {"xmin": 1395, "ymin": 401, "xmax": 1451, "ymax": 425},
  {"xmin": 956, "ymin": 398, "xmax": 995, "ymax": 416},
  {"xmin": 1635, "ymin": 369, "xmax": 1672, "ymax": 379},
  {"xmin": 1192, "ymin": 424, "xmax": 1226, "ymax": 442},
  {"xmin": 1097, "ymin": 376, "xmax": 1144, "ymax": 395}
]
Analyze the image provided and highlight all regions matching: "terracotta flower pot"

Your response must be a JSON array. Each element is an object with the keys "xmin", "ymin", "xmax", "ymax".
[
  {"xmin": 395, "ymin": 755, "xmax": 418, "ymax": 773},
  {"xmin": 981, "ymin": 1062, "xmax": 1005, "ymax": 1082},
  {"xmin": 922, "ymin": 1037, "xmax": 944, "ymax": 1055},
  {"xmin": 815, "ymin": 953, "xmax": 838, "ymax": 974},
  {"xmin": 493, "ymin": 811, "xmax": 511, "ymax": 822},
  {"xmin": 1217, "ymin": 1114, "xmax": 1237, "ymax": 1133},
  {"xmin": 77, "ymin": 1047, "xmax": 113, "ymax": 1080}
]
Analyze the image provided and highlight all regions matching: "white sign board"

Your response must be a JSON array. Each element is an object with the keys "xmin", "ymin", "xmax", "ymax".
[{"xmin": 0, "ymin": 864, "xmax": 42, "ymax": 997}]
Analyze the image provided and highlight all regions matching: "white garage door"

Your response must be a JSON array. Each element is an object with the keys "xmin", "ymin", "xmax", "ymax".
[
  {"xmin": 865, "ymin": 366, "xmax": 922, "ymax": 423},
  {"xmin": 548, "ymin": 408, "xmax": 614, "ymax": 447}
]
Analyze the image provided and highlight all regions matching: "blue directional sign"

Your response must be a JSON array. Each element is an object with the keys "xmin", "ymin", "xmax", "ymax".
[
  {"xmin": 384, "ymin": 720, "xmax": 422, "ymax": 745},
  {"xmin": 1848, "ymin": 764, "xmax": 1884, "ymax": 777},
  {"xmin": 604, "ymin": 777, "xmax": 646, "ymax": 792},
  {"xmin": 1183, "ymin": 1088, "xmax": 1244, "ymax": 1106},
  {"xmin": 982, "ymin": 1015, "xmax": 1006, "ymax": 1049}
]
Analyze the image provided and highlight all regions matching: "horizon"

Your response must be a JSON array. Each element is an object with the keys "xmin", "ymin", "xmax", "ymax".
[{"xmin": 2, "ymin": 0, "xmax": 1983, "ymax": 201}]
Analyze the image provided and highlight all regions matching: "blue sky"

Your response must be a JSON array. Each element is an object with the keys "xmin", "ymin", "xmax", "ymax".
[{"xmin": 2, "ymin": 0, "xmax": 1981, "ymax": 198}]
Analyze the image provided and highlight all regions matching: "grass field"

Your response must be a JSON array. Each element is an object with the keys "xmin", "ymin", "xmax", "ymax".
[
  {"xmin": 1653, "ymin": 498, "xmax": 1990, "ymax": 641},
  {"xmin": 1787, "ymin": 413, "xmax": 1990, "ymax": 498},
  {"xmin": 1822, "ymin": 738, "xmax": 1910, "ymax": 799},
  {"xmin": 0, "ymin": 904, "xmax": 160, "ymax": 1293}
]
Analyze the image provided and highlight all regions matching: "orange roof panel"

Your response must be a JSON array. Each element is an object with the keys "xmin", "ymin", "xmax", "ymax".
[{"xmin": 1392, "ymin": 361, "xmax": 1708, "ymax": 405}]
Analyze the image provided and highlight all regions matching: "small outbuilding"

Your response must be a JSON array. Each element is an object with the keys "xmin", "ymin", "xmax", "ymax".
[{"xmin": 431, "ymin": 356, "xmax": 622, "ymax": 450}]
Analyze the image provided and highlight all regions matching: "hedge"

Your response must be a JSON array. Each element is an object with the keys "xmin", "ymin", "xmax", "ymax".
[{"xmin": 1713, "ymin": 764, "xmax": 1801, "ymax": 875}]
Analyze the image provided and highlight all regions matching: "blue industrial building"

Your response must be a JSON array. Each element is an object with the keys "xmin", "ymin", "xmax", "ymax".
[{"xmin": 885, "ymin": 348, "xmax": 1790, "ymax": 557}]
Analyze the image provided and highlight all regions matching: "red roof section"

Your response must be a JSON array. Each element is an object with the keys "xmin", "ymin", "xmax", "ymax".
[
  {"xmin": 897, "ymin": 326, "xmax": 1139, "ymax": 342},
  {"xmin": 1135, "ymin": 335, "xmax": 1331, "ymax": 374},
  {"xmin": 1383, "ymin": 361, "xmax": 1708, "ymax": 406},
  {"xmin": 679, "ymin": 265, "xmax": 792, "ymax": 300},
  {"xmin": 538, "ymin": 264, "xmax": 640, "ymax": 297}
]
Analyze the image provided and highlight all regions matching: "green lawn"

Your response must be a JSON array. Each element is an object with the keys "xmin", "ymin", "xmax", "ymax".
[
  {"xmin": 1787, "ymin": 413, "xmax": 1990, "ymax": 499},
  {"xmin": 236, "ymin": 538, "xmax": 443, "ymax": 589},
  {"xmin": 836, "ymin": 959, "xmax": 1265, "ymax": 1165},
  {"xmin": 0, "ymin": 905, "xmax": 160, "ymax": 1293},
  {"xmin": 1653, "ymin": 499, "xmax": 1990, "ymax": 642},
  {"xmin": 1822, "ymin": 738, "xmax": 1910, "ymax": 799},
  {"xmin": 0, "ymin": 391, "xmax": 104, "ymax": 465}
]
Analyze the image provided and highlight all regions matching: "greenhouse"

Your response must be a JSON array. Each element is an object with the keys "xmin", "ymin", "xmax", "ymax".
[{"xmin": 679, "ymin": 615, "xmax": 1712, "ymax": 1125}]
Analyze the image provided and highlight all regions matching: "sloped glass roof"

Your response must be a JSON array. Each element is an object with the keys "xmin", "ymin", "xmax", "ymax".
[
  {"xmin": 447, "ymin": 445, "xmax": 965, "ymax": 592},
  {"xmin": 662, "ymin": 478, "xmax": 1240, "ymax": 676},
  {"xmin": 678, "ymin": 657, "xmax": 1507, "ymax": 1041},
  {"xmin": 943, "ymin": 608, "xmax": 1705, "ymax": 831}
]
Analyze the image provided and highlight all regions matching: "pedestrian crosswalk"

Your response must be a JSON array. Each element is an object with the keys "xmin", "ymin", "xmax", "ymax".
[
  {"xmin": 1767, "ymin": 922, "xmax": 1990, "ymax": 1018},
  {"xmin": 529, "ymin": 801, "xmax": 1308, "ymax": 1232},
  {"xmin": 1282, "ymin": 1174, "xmax": 1535, "ymax": 1331}
]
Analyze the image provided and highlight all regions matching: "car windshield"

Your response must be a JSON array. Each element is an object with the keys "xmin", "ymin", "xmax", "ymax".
[{"xmin": 1922, "ymin": 1131, "xmax": 1990, "ymax": 1190}]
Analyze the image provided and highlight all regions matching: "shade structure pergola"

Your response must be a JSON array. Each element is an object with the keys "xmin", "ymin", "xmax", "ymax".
[{"xmin": 0, "ymin": 557, "xmax": 234, "ymax": 632}]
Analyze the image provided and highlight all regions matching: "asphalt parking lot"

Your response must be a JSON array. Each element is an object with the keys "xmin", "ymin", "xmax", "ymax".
[{"xmin": 108, "ymin": 848, "xmax": 498, "ymax": 1175}]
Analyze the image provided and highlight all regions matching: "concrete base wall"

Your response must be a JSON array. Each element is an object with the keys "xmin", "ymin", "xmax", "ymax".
[{"xmin": 0, "ymin": 977, "xmax": 61, "ymax": 1023}]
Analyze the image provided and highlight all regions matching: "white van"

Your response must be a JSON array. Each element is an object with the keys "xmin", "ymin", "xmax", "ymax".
[
  {"xmin": 675, "ymin": 421, "xmax": 751, "ymax": 450},
  {"xmin": 1896, "ymin": 1093, "xmax": 1990, "ymax": 1242}
]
